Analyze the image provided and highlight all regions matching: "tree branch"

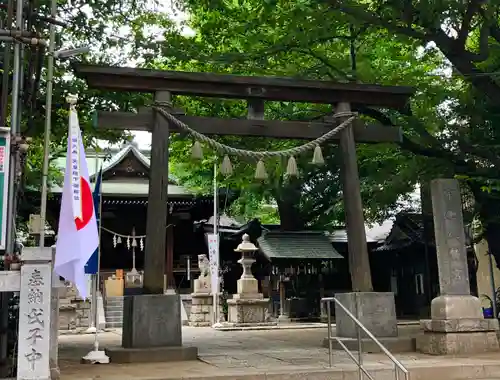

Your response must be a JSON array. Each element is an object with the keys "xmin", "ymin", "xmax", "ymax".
[
  {"xmin": 294, "ymin": 47, "xmax": 350, "ymax": 79},
  {"xmin": 457, "ymin": 0, "xmax": 482, "ymax": 48},
  {"xmin": 328, "ymin": 2, "xmax": 500, "ymax": 104},
  {"xmin": 325, "ymin": 1, "xmax": 430, "ymax": 41},
  {"xmin": 465, "ymin": 20, "xmax": 491, "ymax": 62},
  {"xmin": 478, "ymin": 5, "xmax": 500, "ymax": 43}
]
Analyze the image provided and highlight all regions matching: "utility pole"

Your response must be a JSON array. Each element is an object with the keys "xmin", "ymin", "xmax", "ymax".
[
  {"xmin": 0, "ymin": 0, "xmax": 73, "ymax": 375},
  {"xmin": 0, "ymin": 0, "xmax": 25, "ymax": 375}
]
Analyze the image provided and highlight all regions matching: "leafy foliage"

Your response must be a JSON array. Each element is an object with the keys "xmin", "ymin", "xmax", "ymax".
[
  {"xmin": 145, "ymin": 0, "xmax": 449, "ymax": 229},
  {"xmin": 155, "ymin": 0, "xmax": 500, "ymax": 267}
]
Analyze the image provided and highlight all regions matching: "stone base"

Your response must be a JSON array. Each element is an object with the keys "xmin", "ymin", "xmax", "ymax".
[
  {"xmin": 227, "ymin": 298, "xmax": 269, "ymax": 324},
  {"xmin": 237, "ymin": 277, "xmax": 259, "ymax": 295},
  {"xmin": 122, "ymin": 294, "xmax": 182, "ymax": 348},
  {"xmin": 323, "ymin": 336, "xmax": 416, "ymax": 353},
  {"xmin": 189, "ymin": 293, "xmax": 222, "ymax": 327},
  {"xmin": 50, "ymin": 359, "xmax": 60, "ymax": 380},
  {"xmin": 430, "ymin": 295, "xmax": 483, "ymax": 319},
  {"xmin": 335, "ymin": 292, "xmax": 397, "ymax": 338},
  {"xmin": 215, "ymin": 321, "xmax": 277, "ymax": 329},
  {"xmin": 106, "ymin": 346, "xmax": 198, "ymax": 363},
  {"xmin": 417, "ymin": 295, "xmax": 500, "ymax": 355},
  {"xmin": 277, "ymin": 315, "xmax": 291, "ymax": 324},
  {"xmin": 417, "ymin": 331, "xmax": 499, "ymax": 355},
  {"xmin": 193, "ymin": 278, "xmax": 211, "ymax": 294}
]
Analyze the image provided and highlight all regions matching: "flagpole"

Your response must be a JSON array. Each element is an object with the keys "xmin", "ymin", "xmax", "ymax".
[
  {"xmin": 82, "ymin": 168, "xmax": 108, "ymax": 364},
  {"xmin": 212, "ymin": 162, "xmax": 221, "ymax": 328},
  {"xmin": 80, "ymin": 146, "xmax": 108, "ymax": 365},
  {"xmin": 94, "ymin": 166, "xmax": 103, "ymax": 347},
  {"xmin": 86, "ymin": 154, "xmax": 99, "ymax": 334}
]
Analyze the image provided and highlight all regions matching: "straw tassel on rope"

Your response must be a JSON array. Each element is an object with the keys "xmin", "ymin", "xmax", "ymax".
[
  {"xmin": 191, "ymin": 140, "xmax": 203, "ymax": 159},
  {"xmin": 153, "ymin": 106, "xmax": 357, "ymax": 179},
  {"xmin": 311, "ymin": 145, "xmax": 324, "ymax": 165},
  {"xmin": 220, "ymin": 155, "xmax": 233, "ymax": 176},
  {"xmin": 286, "ymin": 156, "xmax": 298, "ymax": 177},
  {"xmin": 254, "ymin": 160, "xmax": 268, "ymax": 180}
]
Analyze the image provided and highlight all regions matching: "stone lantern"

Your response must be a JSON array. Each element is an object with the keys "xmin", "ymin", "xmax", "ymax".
[
  {"xmin": 227, "ymin": 234, "xmax": 271, "ymax": 325},
  {"xmin": 234, "ymin": 234, "xmax": 260, "ymax": 298}
]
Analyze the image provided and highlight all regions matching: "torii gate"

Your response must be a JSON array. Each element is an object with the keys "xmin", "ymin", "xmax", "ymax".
[{"xmin": 74, "ymin": 64, "xmax": 414, "ymax": 354}]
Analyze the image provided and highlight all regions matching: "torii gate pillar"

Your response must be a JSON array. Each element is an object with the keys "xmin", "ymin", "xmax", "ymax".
[{"xmin": 110, "ymin": 91, "xmax": 198, "ymax": 362}]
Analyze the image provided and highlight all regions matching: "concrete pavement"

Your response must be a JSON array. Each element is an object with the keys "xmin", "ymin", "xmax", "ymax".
[{"xmin": 57, "ymin": 326, "xmax": 500, "ymax": 380}]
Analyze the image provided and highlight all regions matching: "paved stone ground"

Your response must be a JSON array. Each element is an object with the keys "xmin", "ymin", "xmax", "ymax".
[{"xmin": 58, "ymin": 326, "xmax": 500, "ymax": 380}]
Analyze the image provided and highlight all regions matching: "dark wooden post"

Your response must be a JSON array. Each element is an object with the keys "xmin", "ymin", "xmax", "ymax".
[
  {"xmin": 143, "ymin": 91, "xmax": 171, "ymax": 294},
  {"xmin": 166, "ymin": 225, "xmax": 175, "ymax": 289},
  {"xmin": 337, "ymin": 102, "xmax": 373, "ymax": 292}
]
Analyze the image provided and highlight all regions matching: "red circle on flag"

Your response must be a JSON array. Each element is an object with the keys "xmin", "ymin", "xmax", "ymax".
[{"xmin": 74, "ymin": 177, "xmax": 94, "ymax": 231}]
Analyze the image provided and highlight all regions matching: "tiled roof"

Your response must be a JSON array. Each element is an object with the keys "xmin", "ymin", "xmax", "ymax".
[
  {"xmin": 257, "ymin": 231, "xmax": 344, "ymax": 260},
  {"xmin": 51, "ymin": 142, "xmax": 191, "ymax": 197}
]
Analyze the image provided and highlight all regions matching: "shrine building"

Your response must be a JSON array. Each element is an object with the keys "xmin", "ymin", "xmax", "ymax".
[{"xmin": 48, "ymin": 141, "xmax": 216, "ymax": 293}]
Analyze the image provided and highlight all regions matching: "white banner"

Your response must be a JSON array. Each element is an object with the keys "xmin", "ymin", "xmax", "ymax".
[
  {"xmin": 207, "ymin": 233, "xmax": 219, "ymax": 294},
  {"xmin": 69, "ymin": 111, "xmax": 82, "ymax": 221}
]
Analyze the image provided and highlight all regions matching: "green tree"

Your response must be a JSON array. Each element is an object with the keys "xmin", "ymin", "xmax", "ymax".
[
  {"xmin": 145, "ymin": 1, "xmax": 448, "ymax": 231},
  {"xmin": 156, "ymin": 0, "xmax": 500, "ymax": 267},
  {"xmin": 1, "ymin": 0, "xmax": 169, "ymax": 222}
]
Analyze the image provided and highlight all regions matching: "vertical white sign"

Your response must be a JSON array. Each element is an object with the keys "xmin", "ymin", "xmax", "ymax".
[
  {"xmin": 17, "ymin": 264, "xmax": 51, "ymax": 380},
  {"xmin": 0, "ymin": 129, "xmax": 10, "ymax": 250},
  {"xmin": 207, "ymin": 233, "xmax": 219, "ymax": 293}
]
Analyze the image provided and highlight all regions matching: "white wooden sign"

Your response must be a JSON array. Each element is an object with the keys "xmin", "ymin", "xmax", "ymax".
[
  {"xmin": 207, "ymin": 233, "xmax": 219, "ymax": 293},
  {"xmin": 17, "ymin": 263, "xmax": 51, "ymax": 380}
]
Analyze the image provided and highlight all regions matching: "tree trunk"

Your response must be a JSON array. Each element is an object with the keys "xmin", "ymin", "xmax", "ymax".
[
  {"xmin": 484, "ymin": 220, "xmax": 500, "ymax": 271},
  {"xmin": 275, "ymin": 179, "xmax": 304, "ymax": 231},
  {"xmin": 277, "ymin": 198, "xmax": 304, "ymax": 231},
  {"xmin": 472, "ymin": 187, "xmax": 500, "ymax": 270}
]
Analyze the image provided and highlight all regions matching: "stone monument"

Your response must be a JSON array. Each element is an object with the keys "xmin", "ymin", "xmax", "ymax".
[
  {"xmin": 189, "ymin": 254, "xmax": 214, "ymax": 326},
  {"xmin": 226, "ymin": 234, "xmax": 271, "ymax": 325},
  {"xmin": 417, "ymin": 179, "xmax": 499, "ymax": 354}
]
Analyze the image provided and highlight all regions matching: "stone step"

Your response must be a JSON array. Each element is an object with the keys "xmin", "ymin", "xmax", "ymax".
[
  {"xmin": 106, "ymin": 314, "xmax": 123, "ymax": 320},
  {"xmin": 105, "ymin": 305, "xmax": 124, "ymax": 312},
  {"xmin": 106, "ymin": 305, "xmax": 124, "ymax": 310},
  {"xmin": 105, "ymin": 304, "xmax": 123, "ymax": 310},
  {"xmin": 106, "ymin": 319, "xmax": 123, "ymax": 325},
  {"xmin": 106, "ymin": 299, "xmax": 124, "ymax": 306},
  {"xmin": 105, "ymin": 310, "xmax": 123, "ymax": 317},
  {"xmin": 106, "ymin": 313, "xmax": 123, "ymax": 320},
  {"xmin": 106, "ymin": 321, "xmax": 123, "ymax": 328}
]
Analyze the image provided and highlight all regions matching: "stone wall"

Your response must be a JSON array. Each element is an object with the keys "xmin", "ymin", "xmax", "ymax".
[
  {"xmin": 189, "ymin": 294, "xmax": 213, "ymax": 326},
  {"xmin": 58, "ymin": 283, "xmax": 92, "ymax": 330}
]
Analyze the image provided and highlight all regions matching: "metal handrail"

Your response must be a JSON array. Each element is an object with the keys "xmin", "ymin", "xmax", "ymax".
[{"xmin": 321, "ymin": 297, "xmax": 409, "ymax": 380}]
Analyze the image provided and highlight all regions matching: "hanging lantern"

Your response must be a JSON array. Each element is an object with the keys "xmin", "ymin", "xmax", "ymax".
[
  {"xmin": 286, "ymin": 156, "xmax": 298, "ymax": 177},
  {"xmin": 117, "ymin": 236, "xmax": 122, "ymax": 244},
  {"xmin": 312, "ymin": 145, "xmax": 324, "ymax": 165},
  {"xmin": 132, "ymin": 238, "xmax": 137, "ymax": 248},
  {"xmin": 220, "ymin": 155, "xmax": 233, "ymax": 176},
  {"xmin": 254, "ymin": 160, "xmax": 268, "ymax": 180},
  {"xmin": 191, "ymin": 141, "xmax": 203, "ymax": 159}
]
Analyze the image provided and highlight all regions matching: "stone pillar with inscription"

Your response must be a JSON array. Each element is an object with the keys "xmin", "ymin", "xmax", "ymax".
[
  {"xmin": 18, "ymin": 247, "xmax": 53, "ymax": 380},
  {"xmin": 417, "ymin": 179, "xmax": 499, "ymax": 355}
]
